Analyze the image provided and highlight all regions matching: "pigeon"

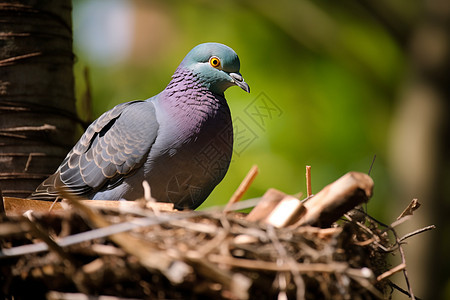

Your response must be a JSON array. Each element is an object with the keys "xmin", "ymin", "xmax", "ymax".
[{"xmin": 30, "ymin": 42, "xmax": 249, "ymax": 209}]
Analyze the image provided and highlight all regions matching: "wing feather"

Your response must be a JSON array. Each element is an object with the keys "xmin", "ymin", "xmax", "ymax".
[{"xmin": 30, "ymin": 100, "xmax": 159, "ymax": 199}]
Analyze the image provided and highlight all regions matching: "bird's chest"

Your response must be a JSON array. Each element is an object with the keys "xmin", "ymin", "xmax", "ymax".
[
  {"xmin": 149, "ymin": 98, "xmax": 233, "ymax": 170},
  {"xmin": 144, "ymin": 102, "xmax": 233, "ymax": 208},
  {"xmin": 160, "ymin": 96, "xmax": 231, "ymax": 146}
]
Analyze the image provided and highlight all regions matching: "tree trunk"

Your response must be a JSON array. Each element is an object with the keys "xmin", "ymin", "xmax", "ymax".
[
  {"xmin": 389, "ymin": 0, "xmax": 450, "ymax": 297},
  {"xmin": 0, "ymin": 0, "xmax": 77, "ymax": 198}
]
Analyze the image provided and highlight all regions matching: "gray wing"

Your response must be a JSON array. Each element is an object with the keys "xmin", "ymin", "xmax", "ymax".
[{"xmin": 30, "ymin": 100, "xmax": 159, "ymax": 199}]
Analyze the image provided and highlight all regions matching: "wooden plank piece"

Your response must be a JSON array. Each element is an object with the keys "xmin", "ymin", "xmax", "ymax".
[
  {"xmin": 245, "ymin": 188, "xmax": 286, "ymax": 222},
  {"xmin": 294, "ymin": 172, "xmax": 374, "ymax": 228},
  {"xmin": 264, "ymin": 195, "xmax": 305, "ymax": 228},
  {"xmin": 4, "ymin": 197, "xmax": 174, "ymax": 215},
  {"xmin": 4, "ymin": 197, "xmax": 62, "ymax": 215}
]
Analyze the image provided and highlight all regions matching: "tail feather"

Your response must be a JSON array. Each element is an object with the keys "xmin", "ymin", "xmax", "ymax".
[
  {"xmin": 29, "ymin": 171, "xmax": 94, "ymax": 200},
  {"xmin": 28, "ymin": 172, "xmax": 64, "ymax": 200}
]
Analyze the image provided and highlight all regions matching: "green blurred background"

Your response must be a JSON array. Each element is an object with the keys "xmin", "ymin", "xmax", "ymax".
[{"xmin": 71, "ymin": 0, "xmax": 449, "ymax": 298}]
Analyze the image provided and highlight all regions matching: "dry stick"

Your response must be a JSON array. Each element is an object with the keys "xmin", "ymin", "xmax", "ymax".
[
  {"xmin": 365, "ymin": 154, "xmax": 376, "ymax": 212},
  {"xmin": 208, "ymin": 254, "xmax": 348, "ymax": 272},
  {"xmin": 186, "ymin": 252, "xmax": 251, "ymax": 299},
  {"xmin": 377, "ymin": 263, "xmax": 406, "ymax": 282},
  {"xmin": 0, "ymin": 52, "xmax": 41, "ymax": 67},
  {"xmin": 142, "ymin": 180, "xmax": 162, "ymax": 215},
  {"xmin": 399, "ymin": 225, "xmax": 436, "ymax": 242},
  {"xmin": 390, "ymin": 215, "xmax": 412, "ymax": 229},
  {"xmin": 25, "ymin": 218, "xmax": 73, "ymax": 263},
  {"xmin": 398, "ymin": 241, "xmax": 415, "ymax": 300},
  {"xmin": 306, "ymin": 165, "xmax": 312, "ymax": 197},
  {"xmin": 368, "ymin": 154, "xmax": 376, "ymax": 176},
  {"xmin": 224, "ymin": 165, "xmax": 258, "ymax": 213},
  {"xmin": 345, "ymin": 213, "xmax": 390, "ymax": 252},
  {"xmin": 0, "ymin": 212, "xmax": 199, "ymax": 258},
  {"xmin": 47, "ymin": 291, "xmax": 142, "ymax": 300},
  {"xmin": 267, "ymin": 225, "xmax": 306, "ymax": 300},
  {"xmin": 347, "ymin": 273, "xmax": 384, "ymax": 299},
  {"xmin": 388, "ymin": 282, "xmax": 423, "ymax": 300},
  {"xmin": 49, "ymin": 197, "xmax": 61, "ymax": 212},
  {"xmin": 359, "ymin": 209, "xmax": 416, "ymax": 299},
  {"xmin": 57, "ymin": 189, "xmax": 186, "ymax": 283},
  {"xmin": 197, "ymin": 228, "xmax": 228, "ymax": 257}
]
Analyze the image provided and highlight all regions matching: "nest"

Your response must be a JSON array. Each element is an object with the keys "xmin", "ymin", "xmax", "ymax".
[{"xmin": 0, "ymin": 169, "xmax": 432, "ymax": 300}]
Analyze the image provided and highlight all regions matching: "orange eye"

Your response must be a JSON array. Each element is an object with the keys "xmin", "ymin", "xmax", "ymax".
[{"xmin": 209, "ymin": 56, "xmax": 221, "ymax": 68}]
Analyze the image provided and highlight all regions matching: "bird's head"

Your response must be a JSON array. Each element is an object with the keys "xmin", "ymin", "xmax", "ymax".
[{"xmin": 180, "ymin": 42, "xmax": 250, "ymax": 95}]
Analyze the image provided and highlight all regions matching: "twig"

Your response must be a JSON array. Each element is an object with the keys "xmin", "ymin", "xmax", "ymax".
[
  {"xmin": 348, "ymin": 273, "xmax": 384, "ymax": 299},
  {"xmin": 207, "ymin": 254, "xmax": 349, "ymax": 273},
  {"xmin": 344, "ymin": 213, "xmax": 390, "ymax": 252},
  {"xmin": 186, "ymin": 252, "xmax": 251, "ymax": 299},
  {"xmin": 389, "ymin": 281, "xmax": 423, "ymax": 300},
  {"xmin": 391, "ymin": 215, "xmax": 412, "ymax": 228},
  {"xmin": 24, "ymin": 216, "xmax": 74, "ymax": 263},
  {"xmin": 90, "ymin": 244, "xmax": 126, "ymax": 257},
  {"xmin": 0, "ymin": 52, "xmax": 41, "ymax": 67},
  {"xmin": 224, "ymin": 165, "xmax": 258, "ymax": 212},
  {"xmin": 170, "ymin": 219, "xmax": 218, "ymax": 234},
  {"xmin": 389, "ymin": 281, "xmax": 422, "ymax": 300},
  {"xmin": 377, "ymin": 263, "xmax": 406, "ymax": 281},
  {"xmin": 0, "ymin": 213, "xmax": 195, "ymax": 258},
  {"xmin": 306, "ymin": 165, "xmax": 312, "ymax": 197},
  {"xmin": 26, "ymin": 190, "xmax": 194, "ymax": 284},
  {"xmin": 47, "ymin": 291, "xmax": 144, "ymax": 300},
  {"xmin": 357, "ymin": 209, "xmax": 416, "ymax": 299},
  {"xmin": 209, "ymin": 250, "xmax": 384, "ymax": 300},
  {"xmin": 142, "ymin": 180, "xmax": 161, "ymax": 215},
  {"xmin": 366, "ymin": 154, "xmax": 376, "ymax": 212},
  {"xmin": 399, "ymin": 225, "xmax": 436, "ymax": 242},
  {"xmin": 368, "ymin": 154, "xmax": 376, "ymax": 176},
  {"xmin": 197, "ymin": 227, "xmax": 228, "ymax": 256},
  {"xmin": 267, "ymin": 225, "xmax": 305, "ymax": 300},
  {"xmin": 49, "ymin": 197, "xmax": 61, "ymax": 212}
]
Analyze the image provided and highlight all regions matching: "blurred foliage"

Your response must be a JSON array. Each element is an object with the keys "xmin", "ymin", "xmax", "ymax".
[
  {"xmin": 72, "ymin": 1, "xmax": 450, "ymax": 298},
  {"xmin": 72, "ymin": 0, "xmax": 406, "ymax": 217},
  {"xmin": 73, "ymin": 0, "xmax": 410, "ymax": 217}
]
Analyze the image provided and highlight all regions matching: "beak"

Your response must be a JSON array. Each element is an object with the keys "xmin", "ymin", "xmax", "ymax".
[{"xmin": 229, "ymin": 72, "xmax": 250, "ymax": 93}]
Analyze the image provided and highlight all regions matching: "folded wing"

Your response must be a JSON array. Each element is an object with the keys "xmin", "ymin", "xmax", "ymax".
[{"xmin": 30, "ymin": 100, "xmax": 159, "ymax": 199}]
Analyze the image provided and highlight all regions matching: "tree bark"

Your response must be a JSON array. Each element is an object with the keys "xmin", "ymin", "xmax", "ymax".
[{"xmin": 0, "ymin": 0, "xmax": 77, "ymax": 198}]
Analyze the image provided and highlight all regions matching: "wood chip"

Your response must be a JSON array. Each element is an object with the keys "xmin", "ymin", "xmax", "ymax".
[
  {"xmin": 264, "ymin": 195, "xmax": 305, "ymax": 228},
  {"xmin": 246, "ymin": 188, "xmax": 286, "ymax": 222},
  {"xmin": 396, "ymin": 198, "xmax": 421, "ymax": 220},
  {"xmin": 294, "ymin": 172, "xmax": 374, "ymax": 227}
]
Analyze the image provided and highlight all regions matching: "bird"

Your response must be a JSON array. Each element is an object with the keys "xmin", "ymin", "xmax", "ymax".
[{"xmin": 29, "ymin": 42, "xmax": 250, "ymax": 209}]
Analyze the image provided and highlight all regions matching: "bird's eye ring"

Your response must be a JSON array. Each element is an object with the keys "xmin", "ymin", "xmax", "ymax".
[{"xmin": 209, "ymin": 56, "xmax": 221, "ymax": 68}]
